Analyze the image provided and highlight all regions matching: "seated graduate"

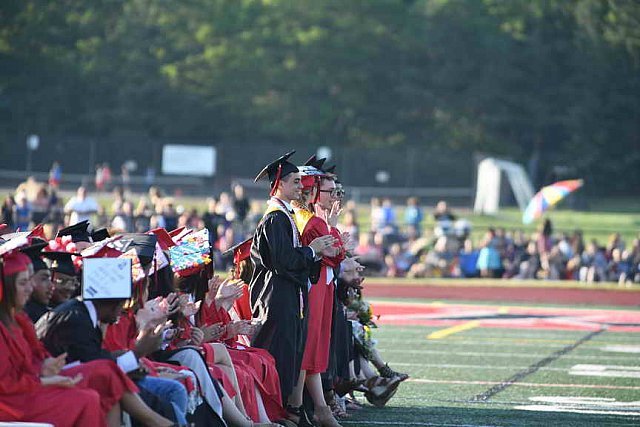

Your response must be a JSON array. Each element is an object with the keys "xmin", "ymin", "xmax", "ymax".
[
  {"xmin": 20, "ymin": 240, "xmax": 54, "ymax": 323},
  {"xmin": 34, "ymin": 238, "xmax": 181, "ymax": 426},
  {"xmin": 0, "ymin": 239, "xmax": 170, "ymax": 427}
]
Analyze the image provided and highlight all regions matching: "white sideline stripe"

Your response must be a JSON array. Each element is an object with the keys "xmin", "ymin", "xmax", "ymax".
[
  {"xmin": 379, "ymin": 348, "xmax": 640, "ymax": 361},
  {"xmin": 407, "ymin": 378, "xmax": 640, "ymax": 390},
  {"xmin": 341, "ymin": 422, "xmax": 501, "ymax": 427},
  {"xmin": 569, "ymin": 364, "xmax": 640, "ymax": 379},
  {"xmin": 390, "ymin": 362, "xmax": 565, "ymax": 371},
  {"xmin": 382, "ymin": 339, "xmax": 594, "ymax": 348},
  {"xmin": 514, "ymin": 405, "xmax": 640, "ymax": 417},
  {"xmin": 601, "ymin": 345, "xmax": 640, "ymax": 353}
]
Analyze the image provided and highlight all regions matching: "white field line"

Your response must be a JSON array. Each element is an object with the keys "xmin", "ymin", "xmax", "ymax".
[
  {"xmin": 389, "ymin": 362, "xmax": 566, "ymax": 371},
  {"xmin": 513, "ymin": 405, "xmax": 640, "ymax": 417},
  {"xmin": 407, "ymin": 378, "xmax": 640, "ymax": 390},
  {"xmin": 378, "ymin": 348, "xmax": 640, "ymax": 361},
  {"xmin": 601, "ymin": 345, "xmax": 640, "ymax": 353}
]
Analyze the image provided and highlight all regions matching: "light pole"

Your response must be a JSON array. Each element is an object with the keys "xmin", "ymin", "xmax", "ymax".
[{"xmin": 26, "ymin": 134, "xmax": 40, "ymax": 173}]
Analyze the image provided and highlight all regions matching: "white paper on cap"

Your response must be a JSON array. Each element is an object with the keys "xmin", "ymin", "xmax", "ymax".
[{"xmin": 82, "ymin": 257, "xmax": 132, "ymax": 299}]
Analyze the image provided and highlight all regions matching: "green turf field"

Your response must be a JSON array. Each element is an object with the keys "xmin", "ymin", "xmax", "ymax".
[{"xmin": 342, "ymin": 298, "xmax": 640, "ymax": 427}]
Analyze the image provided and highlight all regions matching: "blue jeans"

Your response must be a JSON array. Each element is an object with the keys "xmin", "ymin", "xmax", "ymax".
[{"xmin": 138, "ymin": 375, "xmax": 188, "ymax": 425}]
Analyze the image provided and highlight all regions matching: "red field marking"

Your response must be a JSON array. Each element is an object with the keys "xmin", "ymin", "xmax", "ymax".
[
  {"xmin": 364, "ymin": 282, "xmax": 640, "ymax": 306},
  {"xmin": 372, "ymin": 302, "xmax": 640, "ymax": 332}
]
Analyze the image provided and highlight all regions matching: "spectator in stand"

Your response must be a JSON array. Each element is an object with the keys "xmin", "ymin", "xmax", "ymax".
[
  {"xmin": 111, "ymin": 200, "xmax": 134, "ymax": 232},
  {"xmin": 232, "ymin": 184, "xmax": 250, "ymax": 224},
  {"xmin": 356, "ymin": 232, "xmax": 385, "ymax": 275},
  {"xmin": 1, "ymin": 195, "xmax": 15, "ymax": 230},
  {"xmin": 384, "ymin": 243, "xmax": 413, "ymax": 278},
  {"xmin": 14, "ymin": 191, "xmax": 32, "ymax": 231},
  {"xmin": 48, "ymin": 160, "xmax": 62, "ymax": 189},
  {"xmin": 369, "ymin": 198, "xmax": 384, "ymax": 233},
  {"xmin": 403, "ymin": 197, "xmax": 423, "ymax": 235},
  {"xmin": 515, "ymin": 241, "xmax": 541, "ymax": 279},
  {"xmin": 433, "ymin": 200, "xmax": 456, "ymax": 222},
  {"xmin": 217, "ymin": 192, "xmax": 234, "ymax": 221},
  {"xmin": 202, "ymin": 198, "xmax": 227, "ymax": 243},
  {"xmin": 338, "ymin": 210, "xmax": 360, "ymax": 244},
  {"xmin": 148, "ymin": 186, "xmax": 163, "ymax": 207},
  {"xmin": 537, "ymin": 219, "xmax": 554, "ymax": 257},
  {"xmin": 457, "ymin": 239, "xmax": 480, "ymax": 278},
  {"xmin": 31, "ymin": 186, "xmax": 50, "ymax": 225},
  {"xmin": 476, "ymin": 228, "xmax": 503, "ymax": 278},
  {"xmin": 95, "ymin": 163, "xmax": 105, "ymax": 192},
  {"xmin": 162, "ymin": 199, "xmax": 178, "ymax": 231},
  {"xmin": 380, "ymin": 198, "xmax": 397, "ymax": 233},
  {"xmin": 579, "ymin": 240, "xmax": 607, "ymax": 282},
  {"xmin": 571, "ymin": 229, "xmax": 585, "ymax": 257},
  {"xmin": 133, "ymin": 197, "xmax": 153, "ymax": 232},
  {"xmin": 605, "ymin": 233, "xmax": 625, "ymax": 261},
  {"xmin": 606, "ymin": 248, "xmax": 628, "ymax": 283},
  {"xmin": 64, "ymin": 186, "xmax": 99, "ymax": 225},
  {"xmin": 120, "ymin": 163, "xmax": 131, "ymax": 192}
]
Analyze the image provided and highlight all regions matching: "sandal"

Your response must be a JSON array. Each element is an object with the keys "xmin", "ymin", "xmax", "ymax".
[{"xmin": 285, "ymin": 405, "xmax": 314, "ymax": 427}]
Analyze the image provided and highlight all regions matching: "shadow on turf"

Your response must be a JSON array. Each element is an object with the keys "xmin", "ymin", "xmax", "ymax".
[{"xmin": 342, "ymin": 404, "xmax": 640, "ymax": 426}]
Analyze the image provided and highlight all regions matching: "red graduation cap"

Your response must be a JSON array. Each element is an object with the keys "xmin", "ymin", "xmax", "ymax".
[
  {"xmin": 222, "ymin": 237, "xmax": 253, "ymax": 278},
  {"xmin": 1, "ymin": 250, "xmax": 32, "ymax": 302}
]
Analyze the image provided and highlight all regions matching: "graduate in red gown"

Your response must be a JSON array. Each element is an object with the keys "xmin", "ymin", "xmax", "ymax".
[
  {"xmin": 198, "ymin": 269, "xmax": 286, "ymax": 422},
  {"xmin": 291, "ymin": 159, "xmax": 346, "ymax": 427},
  {"xmin": 0, "ymin": 248, "xmax": 168, "ymax": 427}
]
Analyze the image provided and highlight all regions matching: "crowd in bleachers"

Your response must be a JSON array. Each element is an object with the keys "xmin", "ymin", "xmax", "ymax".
[
  {"xmin": 343, "ymin": 199, "xmax": 640, "ymax": 285},
  {"xmin": 2, "ymin": 179, "xmax": 639, "ymax": 287}
]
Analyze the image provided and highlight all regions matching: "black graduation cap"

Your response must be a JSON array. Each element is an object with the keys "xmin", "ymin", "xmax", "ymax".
[
  {"xmin": 57, "ymin": 220, "xmax": 92, "ymax": 243},
  {"xmin": 42, "ymin": 251, "xmax": 78, "ymax": 277},
  {"xmin": 324, "ymin": 164, "xmax": 337, "ymax": 175},
  {"xmin": 91, "ymin": 228, "xmax": 110, "ymax": 242},
  {"xmin": 304, "ymin": 155, "xmax": 327, "ymax": 170},
  {"xmin": 115, "ymin": 233, "xmax": 158, "ymax": 266},
  {"xmin": 20, "ymin": 240, "xmax": 49, "ymax": 272},
  {"xmin": 254, "ymin": 151, "xmax": 299, "ymax": 195}
]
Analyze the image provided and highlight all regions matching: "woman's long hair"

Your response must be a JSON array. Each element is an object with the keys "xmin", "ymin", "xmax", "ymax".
[{"xmin": 0, "ymin": 272, "xmax": 18, "ymax": 327}]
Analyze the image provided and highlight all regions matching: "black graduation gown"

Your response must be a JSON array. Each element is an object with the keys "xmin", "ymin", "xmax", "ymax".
[
  {"xmin": 249, "ymin": 209, "xmax": 318, "ymax": 402},
  {"xmin": 35, "ymin": 298, "xmax": 112, "ymax": 363},
  {"xmin": 35, "ymin": 298, "xmax": 182, "ymax": 424},
  {"xmin": 24, "ymin": 300, "xmax": 50, "ymax": 324}
]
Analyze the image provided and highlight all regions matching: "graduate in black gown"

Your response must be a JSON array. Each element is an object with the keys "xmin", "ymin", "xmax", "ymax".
[
  {"xmin": 21, "ymin": 240, "xmax": 53, "ymax": 323},
  {"xmin": 249, "ymin": 151, "xmax": 336, "ymax": 426}
]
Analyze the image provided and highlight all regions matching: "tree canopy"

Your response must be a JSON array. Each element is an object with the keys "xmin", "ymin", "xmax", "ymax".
[{"xmin": 1, "ymin": 0, "xmax": 639, "ymax": 193}]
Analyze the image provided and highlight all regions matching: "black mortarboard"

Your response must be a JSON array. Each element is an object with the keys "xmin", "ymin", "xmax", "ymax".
[
  {"xmin": 57, "ymin": 220, "xmax": 92, "ymax": 243},
  {"xmin": 115, "ymin": 233, "xmax": 158, "ymax": 266},
  {"xmin": 42, "ymin": 251, "xmax": 78, "ymax": 277},
  {"xmin": 91, "ymin": 228, "xmax": 110, "ymax": 242},
  {"xmin": 304, "ymin": 155, "xmax": 327, "ymax": 170},
  {"xmin": 324, "ymin": 164, "xmax": 337, "ymax": 175},
  {"xmin": 254, "ymin": 151, "xmax": 299, "ymax": 195},
  {"xmin": 20, "ymin": 240, "xmax": 49, "ymax": 272}
]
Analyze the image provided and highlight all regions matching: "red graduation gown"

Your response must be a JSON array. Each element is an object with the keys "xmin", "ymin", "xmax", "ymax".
[
  {"xmin": 297, "ymin": 211, "xmax": 345, "ymax": 374},
  {"xmin": 0, "ymin": 313, "xmax": 135, "ymax": 426},
  {"xmin": 199, "ymin": 300, "xmax": 286, "ymax": 420}
]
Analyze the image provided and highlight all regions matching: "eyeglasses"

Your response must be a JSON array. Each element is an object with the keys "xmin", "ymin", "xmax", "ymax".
[
  {"xmin": 54, "ymin": 277, "xmax": 79, "ymax": 289},
  {"xmin": 319, "ymin": 189, "xmax": 345, "ymax": 198}
]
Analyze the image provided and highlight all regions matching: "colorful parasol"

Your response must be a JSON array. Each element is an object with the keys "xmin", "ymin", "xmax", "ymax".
[{"xmin": 522, "ymin": 179, "xmax": 584, "ymax": 224}]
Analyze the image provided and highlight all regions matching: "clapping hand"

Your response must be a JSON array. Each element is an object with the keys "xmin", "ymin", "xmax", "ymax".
[
  {"xmin": 226, "ymin": 320, "xmax": 256, "ymax": 337},
  {"xmin": 41, "ymin": 374, "xmax": 83, "ymax": 387},
  {"xmin": 190, "ymin": 327, "xmax": 205, "ymax": 346},
  {"xmin": 205, "ymin": 275, "xmax": 224, "ymax": 306},
  {"xmin": 137, "ymin": 296, "xmax": 170, "ymax": 330},
  {"xmin": 180, "ymin": 299, "xmax": 201, "ymax": 318},
  {"xmin": 41, "ymin": 352, "xmax": 67, "ymax": 377},
  {"xmin": 202, "ymin": 323, "xmax": 225, "ymax": 342},
  {"xmin": 215, "ymin": 278, "xmax": 245, "ymax": 304},
  {"xmin": 341, "ymin": 231, "xmax": 357, "ymax": 254}
]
